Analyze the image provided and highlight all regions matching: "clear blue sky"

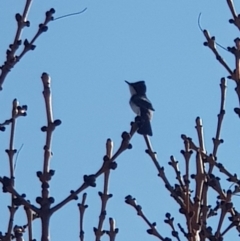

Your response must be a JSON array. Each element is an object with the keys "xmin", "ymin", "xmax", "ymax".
[{"xmin": 1, "ymin": 0, "xmax": 240, "ymax": 240}]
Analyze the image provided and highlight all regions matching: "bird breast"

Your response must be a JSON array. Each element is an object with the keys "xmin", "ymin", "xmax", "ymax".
[{"xmin": 129, "ymin": 100, "xmax": 141, "ymax": 115}]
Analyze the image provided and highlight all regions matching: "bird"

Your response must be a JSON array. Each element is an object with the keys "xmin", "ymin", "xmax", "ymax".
[{"xmin": 125, "ymin": 80, "xmax": 155, "ymax": 136}]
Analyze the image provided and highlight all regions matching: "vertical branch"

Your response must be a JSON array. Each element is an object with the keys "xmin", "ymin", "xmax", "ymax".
[
  {"xmin": 193, "ymin": 118, "xmax": 206, "ymax": 238},
  {"xmin": 192, "ymin": 152, "xmax": 205, "ymax": 229},
  {"xmin": 233, "ymin": 38, "xmax": 240, "ymax": 106},
  {"xmin": 94, "ymin": 139, "xmax": 114, "ymax": 241},
  {"xmin": 41, "ymin": 73, "xmax": 53, "ymax": 188},
  {"xmin": 39, "ymin": 73, "xmax": 61, "ymax": 241},
  {"xmin": 41, "ymin": 215, "xmax": 51, "ymax": 241},
  {"xmin": 42, "ymin": 73, "xmax": 52, "ymax": 199},
  {"xmin": 195, "ymin": 117, "xmax": 206, "ymax": 205},
  {"xmin": 6, "ymin": 99, "xmax": 27, "ymax": 240},
  {"xmin": 234, "ymin": 39, "xmax": 240, "ymax": 81},
  {"xmin": 24, "ymin": 206, "xmax": 33, "ymax": 241},
  {"xmin": 78, "ymin": 193, "xmax": 88, "ymax": 241},
  {"xmin": 8, "ymin": 99, "xmax": 18, "ymax": 179},
  {"xmin": 195, "ymin": 117, "xmax": 205, "ymax": 153},
  {"xmin": 6, "ymin": 206, "xmax": 17, "ymax": 241},
  {"xmin": 106, "ymin": 218, "xmax": 118, "ymax": 241},
  {"xmin": 180, "ymin": 137, "xmax": 193, "ymax": 237},
  {"xmin": 183, "ymin": 138, "xmax": 191, "ymax": 215},
  {"xmin": 104, "ymin": 139, "xmax": 113, "ymax": 195},
  {"xmin": 211, "ymin": 78, "xmax": 227, "ymax": 173}
]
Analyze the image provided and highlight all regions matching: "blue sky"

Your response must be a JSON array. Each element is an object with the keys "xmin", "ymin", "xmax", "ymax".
[{"xmin": 1, "ymin": 0, "xmax": 240, "ymax": 240}]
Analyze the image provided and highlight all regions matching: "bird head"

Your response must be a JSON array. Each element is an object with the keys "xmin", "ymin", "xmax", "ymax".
[{"xmin": 125, "ymin": 80, "xmax": 146, "ymax": 95}]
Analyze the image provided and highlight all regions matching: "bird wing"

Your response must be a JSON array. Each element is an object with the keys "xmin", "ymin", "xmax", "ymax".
[{"xmin": 131, "ymin": 95, "xmax": 155, "ymax": 111}]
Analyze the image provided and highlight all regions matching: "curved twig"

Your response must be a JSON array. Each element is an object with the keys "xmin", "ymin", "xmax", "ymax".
[{"xmin": 54, "ymin": 8, "xmax": 87, "ymax": 21}]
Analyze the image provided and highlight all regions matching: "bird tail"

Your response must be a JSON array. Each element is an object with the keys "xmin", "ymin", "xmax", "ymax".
[
  {"xmin": 137, "ymin": 117, "xmax": 153, "ymax": 136},
  {"xmin": 137, "ymin": 109, "xmax": 153, "ymax": 136}
]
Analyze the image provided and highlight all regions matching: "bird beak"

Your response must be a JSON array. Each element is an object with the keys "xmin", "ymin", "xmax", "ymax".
[{"xmin": 125, "ymin": 80, "xmax": 130, "ymax": 85}]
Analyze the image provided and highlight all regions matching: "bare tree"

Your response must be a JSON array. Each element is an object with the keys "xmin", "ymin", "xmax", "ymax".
[{"xmin": 1, "ymin": 1, "xmax": 240, "ymax": 241}]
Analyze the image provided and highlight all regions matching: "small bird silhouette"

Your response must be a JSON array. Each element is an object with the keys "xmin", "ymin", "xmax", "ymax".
[{"xmin": 125, "ymin": 80, "xmax": 155, "ymax": 136}]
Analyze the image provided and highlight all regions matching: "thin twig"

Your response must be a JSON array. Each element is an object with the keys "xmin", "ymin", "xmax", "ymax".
[
  {"xmin": 227, "ymin": 0, "xmax": 240, "ymax": 30},
  {"xmin": 17, "ymin": 9, "xmax": 55, "ymax": 62},
  {"xmin": 54, "ymin": 8, "xmax": 87, "ymax": 21},
  {"xmin": 164, "ymin": 213, "xmax": 181, "ymax": 241},
  {"xmin": 143, "ymin": 135, "xmax": 185, "ymax": 209},
  {"xmin": 125, "ymin": 195, "xmax": 166, "ymax": 240},
  {"xmin": 14, "ymin": 144, "xmax": 24, "ymax": 172},
  {"xmin": 0, "ymin": 8, "xmax": 54, "ymax": 90},
  {"xmin": 198, "ymin": 12, "xmax": 204, "ymax": 32},
  {"xmin": 198, "ymin": 13, "xmax": 228, "ymax": 51},
  {"xmin": 202, "ymin": 30, "xmax": 233, "ymax": 78}
]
